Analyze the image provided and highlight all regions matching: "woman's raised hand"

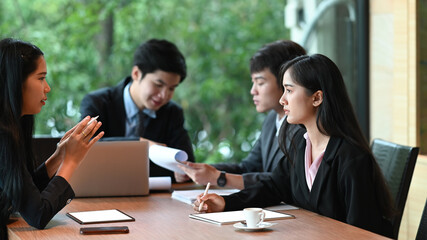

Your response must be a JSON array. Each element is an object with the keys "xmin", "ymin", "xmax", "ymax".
[{"xmin": 55, "ymin": 116, "xmax": 104, "ymax": 181}]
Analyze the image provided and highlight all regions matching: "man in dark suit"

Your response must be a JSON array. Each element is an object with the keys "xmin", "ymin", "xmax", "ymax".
[
  {"xmin": 80, "ymin": 39, "xmax": 194, "ymax": 182},
  {"xmin": 178, "ymin": 40, "xmax": 305, "ymax": 189}
]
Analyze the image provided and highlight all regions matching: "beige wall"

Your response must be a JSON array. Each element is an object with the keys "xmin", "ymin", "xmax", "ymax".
[
  {"xmin": 370, "ymin": 0, "xmax": 417, "ymax": 146},
  {"xmin": 370, "ymin": 1, "xmax": 394, "ymax": 141},
  {"xmin": 370, "ymin": 1, "xmax": 425, "ymax": 239}
]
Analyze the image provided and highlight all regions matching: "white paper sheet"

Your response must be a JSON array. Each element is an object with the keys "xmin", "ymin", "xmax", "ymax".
[
  {"xmin": 149, "ymin": 145, "xmax": 189, "ymax": 174},
  {"xmin": 149, "ymin": 176, "xmax": 172, "ymax": 190}
]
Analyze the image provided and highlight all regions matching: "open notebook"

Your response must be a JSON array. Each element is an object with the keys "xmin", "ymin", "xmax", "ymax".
[
  {"xmin": 69, "ymin": 141, "xmax": 149, "ymax": 197},
  {"xmin": 189, "ymin": 209, "xmax": 294, "ymax": 225}
]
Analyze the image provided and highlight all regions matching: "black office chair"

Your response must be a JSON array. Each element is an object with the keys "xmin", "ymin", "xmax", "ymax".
[
  {"xmin": 416, "ymin": 198, "xmax": 427, "ymax": 240},
  {"xmin": 371, "ymin": 138, "xmax": 419, "ymax": 239}
]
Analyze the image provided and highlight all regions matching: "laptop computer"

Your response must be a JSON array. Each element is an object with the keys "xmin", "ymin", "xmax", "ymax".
[{"xmin": 69, "ymin": 141, "xmax": 149, "ymax": 197}]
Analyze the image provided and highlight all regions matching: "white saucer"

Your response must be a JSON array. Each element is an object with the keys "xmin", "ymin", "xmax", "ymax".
[{"xmin": 233, "ymin": 222, "xmax": 277, "ymax": 231}]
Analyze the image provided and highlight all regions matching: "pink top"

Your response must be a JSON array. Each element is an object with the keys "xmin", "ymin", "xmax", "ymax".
[{"xmin": 304, "ymin": 133, "xmax": 325, "ymax": 191}]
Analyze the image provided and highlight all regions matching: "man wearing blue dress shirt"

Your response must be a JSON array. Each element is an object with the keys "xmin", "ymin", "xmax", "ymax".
[{"xmin": 80, "ymin": 39, "xmax": 194, "ymax": 182}]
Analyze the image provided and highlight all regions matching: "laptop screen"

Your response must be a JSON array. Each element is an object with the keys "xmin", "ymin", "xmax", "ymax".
[{"xmin": 69, "ymin": 141, "xmax": 149, "ymax": 197}]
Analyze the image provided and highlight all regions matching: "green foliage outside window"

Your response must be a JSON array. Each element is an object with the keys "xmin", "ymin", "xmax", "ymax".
[{"xmin": 0, "ymin": 0, "xmax": 289, "ymax": 164}]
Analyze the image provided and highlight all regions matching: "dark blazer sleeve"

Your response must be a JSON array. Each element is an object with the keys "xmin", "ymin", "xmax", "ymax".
[
  {"xmin": 32, "ymin": 163, "xmax": 52, "ymax": 192},
  {"xmin": 222, "ymin": 128, "xmax": 306, "ymax": 211},
  {"xmin": 223, "ymin": 154, "xmax": 293, "ymax": 211},
  {"xmin": 19, "ymin": 172, "xmax": 74, "ymax": 229},
  {"xmin": 212, "ymin": 111, "xmax": 279, "ymax": 186},
  {"xmin": 0, "ymin": 134, "xmax": 74, "ymax": 230}
]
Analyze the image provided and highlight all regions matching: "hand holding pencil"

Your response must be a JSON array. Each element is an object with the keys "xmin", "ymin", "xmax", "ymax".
[
  {"xmin": 198, "ymin": 182, "xmax": 211, "ymax": 212},
  {"xmin": 57, "ymin": 116, "xmax": 100, "ymax": 148},
  {"xmin": 193, "ymin": 183, "xmax": 226, "ymax": 213}
]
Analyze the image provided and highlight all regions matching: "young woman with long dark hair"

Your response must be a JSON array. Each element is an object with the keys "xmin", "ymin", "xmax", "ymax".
[
  {"xmin": 193, "ymin": 54, "xmax": 394, "ymax": 237},
  {"xmin": 0, "ymin": 38, "xmax": 104, "ymax": 239}
]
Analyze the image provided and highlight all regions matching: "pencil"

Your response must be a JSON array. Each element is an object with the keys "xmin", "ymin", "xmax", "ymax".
[
  {"xmin": 198, "ymin": 182, "xmax": 211, "ymax": 212},
  {"xmin": 83, "ymin": 116, "xmax": 99, "ymax": 131}
]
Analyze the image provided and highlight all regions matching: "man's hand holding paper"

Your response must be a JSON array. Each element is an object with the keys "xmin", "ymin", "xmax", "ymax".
[{"xmin": 177, "ymin": 162, "xmax": 220, "ymax": 186}]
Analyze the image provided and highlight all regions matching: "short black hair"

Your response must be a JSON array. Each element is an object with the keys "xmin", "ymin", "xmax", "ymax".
[
  {"xmin": 133, "ymin": 39, "xmax": 187, "ymax": 82},
  {"xmin": 250, "ymin": 40, "xmax": 306, "ymax": 90}
]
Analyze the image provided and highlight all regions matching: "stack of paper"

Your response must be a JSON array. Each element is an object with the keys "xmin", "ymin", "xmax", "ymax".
[{"xmin": 171, "ymin": 189, "xmax": 240, "ymax": 205}]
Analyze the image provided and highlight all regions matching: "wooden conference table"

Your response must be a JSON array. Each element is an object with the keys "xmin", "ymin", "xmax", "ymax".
[{"xmin": 8, "ymin": 184, "xmax": 391, "ymax": 240}]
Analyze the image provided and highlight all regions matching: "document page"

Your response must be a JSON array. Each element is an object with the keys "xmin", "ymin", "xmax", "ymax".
[{"xmin": 149, "ymin": 145, "xmax": 189, "ymax": 174}]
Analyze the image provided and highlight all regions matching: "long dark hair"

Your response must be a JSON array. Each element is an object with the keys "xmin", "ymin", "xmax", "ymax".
[
  {"xmin": 278, "ymin": 54, "xmax": 394, "ymax": 218},
  {"xmin": 0, "ymin": 38, "xmax": 44, "ymax": 232}
]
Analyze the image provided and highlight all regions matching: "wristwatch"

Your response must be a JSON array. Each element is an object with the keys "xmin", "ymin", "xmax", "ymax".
[{"xmin": 217, "ymin": 171, "xmax": 227, "ymax": 187}]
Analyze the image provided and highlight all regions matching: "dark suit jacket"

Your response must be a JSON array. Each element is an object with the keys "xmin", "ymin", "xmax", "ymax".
[
  {"xmin": 212, "ymin": 111, "xmax": 286, "ymax": 187},
  {"xmin": 223, "ymin": 129, "xmax": 392, "ymax": 237},
  {"xmin": 80, "ymin": 77, "xmax": 195, "ymax": 180}
]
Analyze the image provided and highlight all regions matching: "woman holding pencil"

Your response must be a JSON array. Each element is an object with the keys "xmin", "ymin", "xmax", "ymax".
[
  {"xmin": 0, "ymin": 38, "xmax": 104, "ymax": 239},
  {"xmin": 193, "ymin": 54, "xmax": 394, "ymax": 238}
]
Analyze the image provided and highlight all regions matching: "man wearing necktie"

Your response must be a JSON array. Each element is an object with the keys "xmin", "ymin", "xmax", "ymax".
[{"xmin": 80, "ymin": 39, "xmax": 194, "ymax": 182}]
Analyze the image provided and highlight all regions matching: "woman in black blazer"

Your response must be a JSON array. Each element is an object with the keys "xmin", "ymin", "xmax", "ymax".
[
  {"xmin": 193, "ymin": 54, "xmax": 394, "ymax": 237},
  {"xmin": 0, "ymin": 38, "xmax": 104, "ymax": 239}
]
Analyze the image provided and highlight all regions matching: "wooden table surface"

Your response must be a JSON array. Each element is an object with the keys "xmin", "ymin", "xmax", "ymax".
[{"xmin": 8, "ymin": 186, "xmax": 391, "ymax": 240}]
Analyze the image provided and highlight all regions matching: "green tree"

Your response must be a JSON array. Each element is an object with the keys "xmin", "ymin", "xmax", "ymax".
[{"xmin": 1, "ymin": 0, "xmax": 289, "ymax": 164}]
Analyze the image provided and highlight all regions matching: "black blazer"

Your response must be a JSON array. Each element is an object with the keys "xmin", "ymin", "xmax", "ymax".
[
  {"xmin": 223, "ymin": 129, "xmax": 393, "ymax": 237},
  {"xmin": 80, "ymin": 77, "xmax": 195, "ymax": 179},
  {"xmin": 212, "ymin": 111, "xmax": 286, "ymax": 187}
]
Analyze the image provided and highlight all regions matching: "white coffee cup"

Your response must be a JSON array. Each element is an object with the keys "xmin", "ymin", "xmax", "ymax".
[{"xmin": 243, "ymin": 208, "xmax": 265, "ymax": 228}]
